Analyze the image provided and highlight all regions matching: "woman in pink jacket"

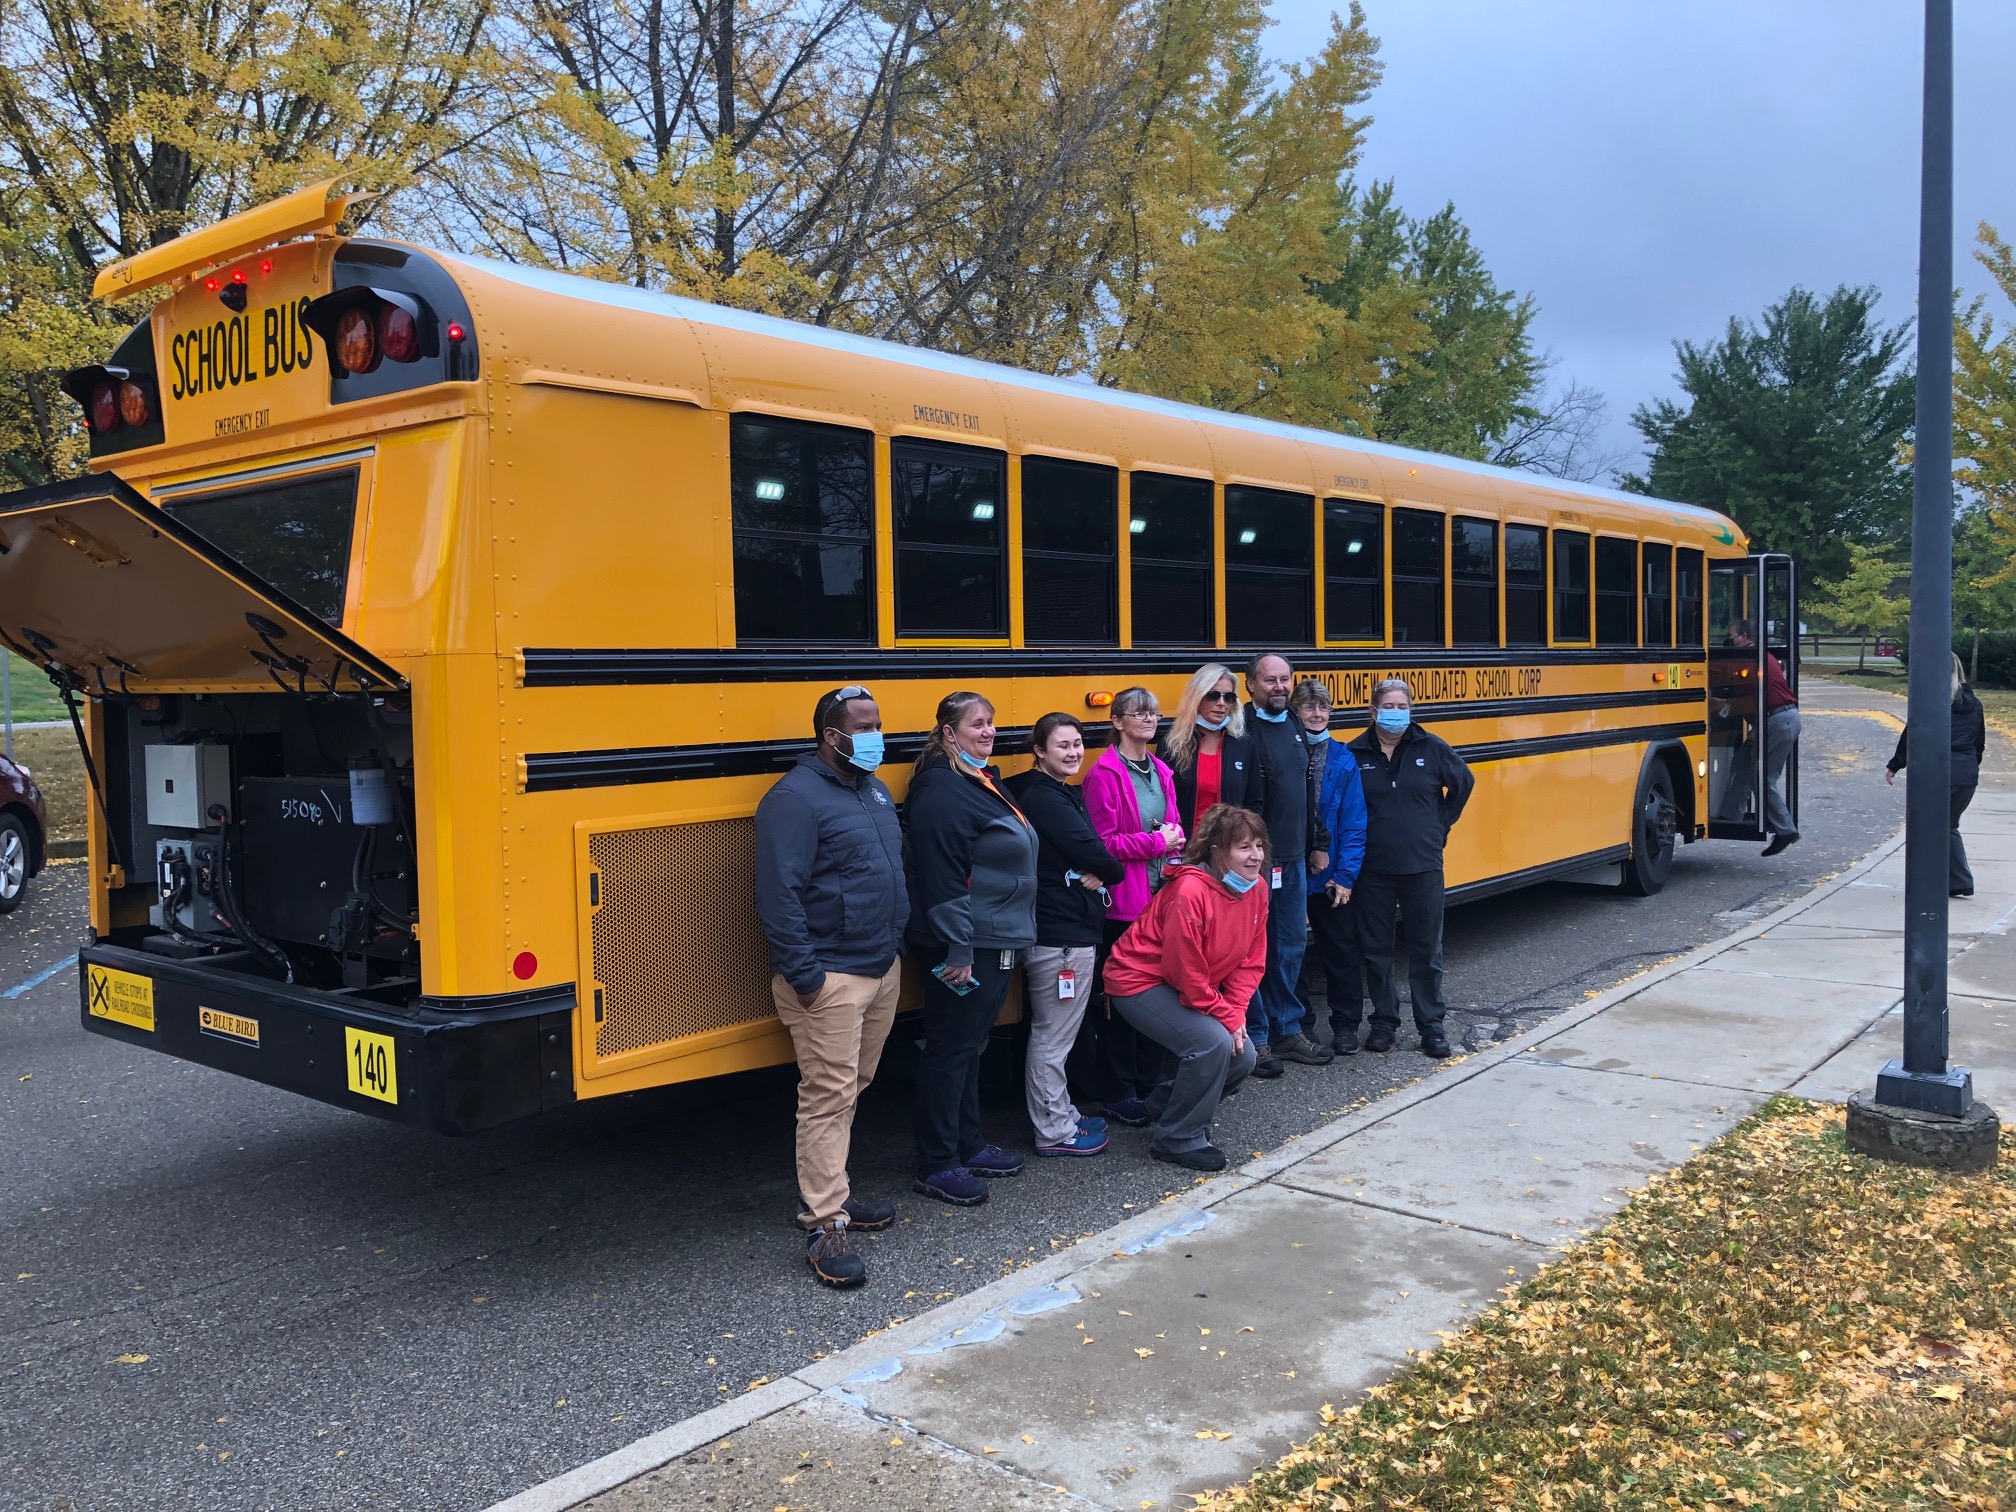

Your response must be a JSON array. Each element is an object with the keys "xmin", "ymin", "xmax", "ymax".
[{"xmin": 1080, "ymin": 685, "xmax": 1185, "ymax": 1125}]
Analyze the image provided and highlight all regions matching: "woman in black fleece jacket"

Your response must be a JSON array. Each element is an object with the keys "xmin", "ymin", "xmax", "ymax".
[{"xmin": 904, "ymin": 691, "xmax": 1040, "ymax": 1206}]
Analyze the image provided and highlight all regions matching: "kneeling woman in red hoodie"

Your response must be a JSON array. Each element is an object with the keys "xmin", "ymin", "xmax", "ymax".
[{"xmin": 1100, "ymin": 804, "xmax": 1269, "ymax": 1172}]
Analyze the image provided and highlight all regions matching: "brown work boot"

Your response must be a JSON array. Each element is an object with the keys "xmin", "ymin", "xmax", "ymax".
[{"xmin": 805, "ymin": 1221, "xmax": 867, "ymax": 1289}]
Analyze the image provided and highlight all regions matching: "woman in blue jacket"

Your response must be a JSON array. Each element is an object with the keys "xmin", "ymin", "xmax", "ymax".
[{"xmin": 1290, "ymin": 679, "xmax": 1368, "ymax": 1056}]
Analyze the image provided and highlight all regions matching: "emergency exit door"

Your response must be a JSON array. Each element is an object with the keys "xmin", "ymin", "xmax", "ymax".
[{"xmin": 1707, "ymin": 554, "xmax": 1799, "ymax": 841}]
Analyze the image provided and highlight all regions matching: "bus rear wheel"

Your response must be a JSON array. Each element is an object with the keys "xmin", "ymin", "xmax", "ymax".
[{"xmin": 1621, "ymin": 763, "xmax": 1679, "ymax": 897}]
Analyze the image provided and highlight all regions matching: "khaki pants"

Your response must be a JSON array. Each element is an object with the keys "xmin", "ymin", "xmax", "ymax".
[{"xmin": 772, "ymin": 963, "xmax": 902, "ymax": 1228}]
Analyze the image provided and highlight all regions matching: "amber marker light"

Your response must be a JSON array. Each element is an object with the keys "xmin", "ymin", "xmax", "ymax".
[{"xmin": 1085, "ymin": 691, "xmax": 1114, "ymax": 709}]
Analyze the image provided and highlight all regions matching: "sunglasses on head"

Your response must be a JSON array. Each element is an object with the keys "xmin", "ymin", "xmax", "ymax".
[{"xmin": 831, "ymin": 684, "xmax": 872, "ymax": 702}]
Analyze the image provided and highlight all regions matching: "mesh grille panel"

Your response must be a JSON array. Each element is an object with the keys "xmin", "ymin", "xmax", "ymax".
[{"xmin": 586, "ymin": 817, "xmax": 775, "ymax": 1060}]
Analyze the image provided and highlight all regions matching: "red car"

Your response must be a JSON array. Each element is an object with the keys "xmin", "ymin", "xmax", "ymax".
[{"xmin": 0, "ymin": 749, "xmax": 48, "ymax": 914}]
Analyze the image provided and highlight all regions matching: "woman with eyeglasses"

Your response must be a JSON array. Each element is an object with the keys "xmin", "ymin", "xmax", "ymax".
[
  {"xmin": 1080, "ymin": 685, "xmax": 1185, "ymax": 1126},
  {"xmin": 1160, "ymin": 662, "xmax": 1269, "ymax": 835},
  {"xmin": 904, "ymin": 690, "xmax": 1040, "ymax": 1206}
]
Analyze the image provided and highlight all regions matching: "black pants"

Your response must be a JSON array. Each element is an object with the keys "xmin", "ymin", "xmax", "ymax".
[
  {"xmin": 1952, "ymin": 784, "xmax": 1977, "ymax": 893},
  {"xmin": 1355, "ymin": 869, "xmax": 1447, "ymax": 1033},
  {"xmin": 1299, "ymin": 890, "xmax": 1365, "ymax": 1035},
  {"xmin": 912, "ymin": 945, "xmax": 1015, "ymax": 1177},
  {"xmin": 1069, "ymin": 917, "xmax": 1165, "ymax": 1103}
]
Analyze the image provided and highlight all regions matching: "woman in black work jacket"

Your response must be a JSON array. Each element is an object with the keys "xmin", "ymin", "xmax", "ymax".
[
  {"xmin": 1345, "ymin": 677, "xmax": 1475, "ymax": 1060},
  {"xmin": 1885, "ymin": 652, "xmax": 1988, "ymax": 897}
]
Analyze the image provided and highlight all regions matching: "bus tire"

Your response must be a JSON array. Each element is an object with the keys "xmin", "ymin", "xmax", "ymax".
[{"xmin": 1620, "ymin": 762, "xmax": 1680, "ymax": 897}]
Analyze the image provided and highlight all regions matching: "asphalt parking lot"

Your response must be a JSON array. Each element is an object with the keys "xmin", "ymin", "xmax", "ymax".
[{"xmin": 1, "ymin": 687, "xmax": 1907, "ymax": 1512}]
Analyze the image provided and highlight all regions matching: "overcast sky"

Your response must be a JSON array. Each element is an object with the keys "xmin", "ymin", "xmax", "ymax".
[{"xmin": 1264, "ymin": 1, "xmax": 2016, "ymax": 475}]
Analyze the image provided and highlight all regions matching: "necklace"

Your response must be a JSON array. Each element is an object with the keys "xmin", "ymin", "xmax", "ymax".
[{"xmin": 1120, "ymin": 750, "xmax": 1154, "ymax": 776}]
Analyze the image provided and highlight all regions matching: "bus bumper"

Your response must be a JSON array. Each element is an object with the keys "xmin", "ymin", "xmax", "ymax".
[{"xmin": 76, "ymin": 944, "xmax": 576, "ymax": 1135}]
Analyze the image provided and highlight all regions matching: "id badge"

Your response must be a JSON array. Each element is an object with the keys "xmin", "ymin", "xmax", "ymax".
[
  {"xmin": 1058, "ymin": 970, "xmax": 1077, "ymax": 999},
  {"xmin": 1000, "ymin": 949, "xmax": 1015, "ymax": 971},
  {"xmin": 1270, "ymin": 866, "xmax": 1283, "ymax": 891}
]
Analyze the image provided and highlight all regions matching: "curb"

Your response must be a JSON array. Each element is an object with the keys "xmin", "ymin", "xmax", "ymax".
[
  {"xmin": 46, "ymin": 838, "xmax": 87, "ymax": 860},
  {"xmin": 476, "ymin": 822, "xmax": 1912, "ymax": 1512}
]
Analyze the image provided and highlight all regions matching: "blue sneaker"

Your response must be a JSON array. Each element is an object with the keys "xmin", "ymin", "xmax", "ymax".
[
  {"xmin": 1035, "ymin": 1129, "xmax": 1108, "ymax": 1158},
  {"xmin": 965, "ymin": 1144, "xmax": 1026, "ymax": 1178},
  {"xmin": 1076, "ymin": 1115, "xmax": 1108, "ymax": 1134},
  {"xmin": 914, "ymin": 1167, "xmax": 989, "ymax": 1206},
  {"xmin": 1103, "ymin": 1096, "xmax": 1150, "ymax": 1128}
]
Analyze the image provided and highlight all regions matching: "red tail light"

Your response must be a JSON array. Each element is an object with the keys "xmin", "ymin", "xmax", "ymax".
[
  {"xmin": 376, "ymin": 302, "xmax": 419, "ymax": 364},
  {"xmin": 334, "ymin": 307, "xmax": 378, "ymax": 374},
  {"xmin": 90, "ymin": 380, "xmax": 122, "ymax": 434}
]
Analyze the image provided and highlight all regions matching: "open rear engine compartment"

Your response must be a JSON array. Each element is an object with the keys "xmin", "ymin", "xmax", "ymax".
[{"xmin": 95, "ymin": 690, "xmax": 421, "ymax": 1005}]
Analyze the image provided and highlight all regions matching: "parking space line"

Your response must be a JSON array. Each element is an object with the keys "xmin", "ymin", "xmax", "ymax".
[{"xmin": 2, "ymin": 956, "xmax": 76, "ymax": 999}]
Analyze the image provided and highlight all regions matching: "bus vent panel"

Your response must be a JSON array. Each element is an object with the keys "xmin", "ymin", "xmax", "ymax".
[{"xmin": 580, "ymin": 817, "xmax": 776, "ymax": 1065}]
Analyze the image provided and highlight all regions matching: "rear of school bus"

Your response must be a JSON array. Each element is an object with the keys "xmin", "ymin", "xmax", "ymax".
[{"xmin": 0, "ymin": 183, "xmax": 580, "ymax": 1133}]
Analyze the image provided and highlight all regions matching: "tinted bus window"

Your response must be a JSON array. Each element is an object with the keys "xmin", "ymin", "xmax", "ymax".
[
  {"xmin": 1505, "ymin": 523, "xmax": 1545, "ymax": 646},
  {"xmin": 167, "ymin": 469, "xmax": 361, "ymax": 627},
  {"xmin": 1642, "ymin": 542, "xmax": 1674, "ymax": 647},
  {"xmin": 1129, "ymin": 472, "xmax": 1214, "ymax": 644},
  {"xmin": 892, "ymin": 439, "xmax": 1007, "ymax": 637},
  {"xmin": 1022, "ymin": 456, "xmax": 1118, "ymax": 645},
  {"xmin": 1391, "ymin": 508, "xmax": 1444, "ymax": 646},
  {"xmin": 1552, "ymin": 529, "xmax": 1591, "ymax": 643},
  {"xmin": 1451, "ymin": 516, "xmax": 1498, "ymax": 646},
  {"xmin": 1225, "ymin": 485, "xmax": 1313, "ymax": 644},
  {"xmin": 729, "ymin": 416, "xmax": 874, "ymax": 643},
  {"xmin": 1675, "ymin": 546, "xmax": 1705, "ymax": 647},
  {"xmin": 1323, "ymin": 500, "xmax": 1382, "ymax": 641},
  {"xmin": 1595, "ymin": 536, "xmax": 1638, "ymax": 646}
]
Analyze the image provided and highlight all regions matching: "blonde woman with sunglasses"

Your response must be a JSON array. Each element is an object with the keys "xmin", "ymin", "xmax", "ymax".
[{"xmin": 1159, "ymin": 662, "xmax": 1269, "ymax": 834}]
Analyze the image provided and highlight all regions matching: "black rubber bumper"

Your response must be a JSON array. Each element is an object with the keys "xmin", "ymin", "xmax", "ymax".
[{"xmin": 76, "ymin": 944, "xmax": 576, "ymax": 1135}]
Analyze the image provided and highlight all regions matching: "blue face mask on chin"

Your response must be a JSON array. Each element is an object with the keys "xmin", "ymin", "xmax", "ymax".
[
  {"xmin": 1375, "ymin": 708, "xmax": 1411, "ymax": 736},
  {"xmin": 956, "ymin": 747, "xmax": 988, "ymax": 771},
  {"xmin": 1221, "ymin": 869, "xmax": 1260, "ymax": 894},
  {"xmin": 1304, "ymin": 726, "xmax": 1330, "ymax": 745},
  {"xmin": 1196, "ymin": 714, "xmax": 1230, "ymax": 732},
  {"xmin": 1252, "ymin": 704, "xmax": 1289, "ymax": 724},
  {"xmin": 838, "ymin": 729, "xmax": 884, "ymax": 773}
]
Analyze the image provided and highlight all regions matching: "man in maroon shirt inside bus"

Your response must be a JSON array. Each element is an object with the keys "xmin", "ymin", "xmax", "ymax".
[{"xmin": 1718, "ymin": 617, "xmax": 1801, "ymax": 855}]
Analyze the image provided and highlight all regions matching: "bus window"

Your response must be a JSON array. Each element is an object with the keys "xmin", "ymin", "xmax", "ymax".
[
  {"xmin": 1021, "ymin": 456, "xmax": 1118, "ymax": 645},
  {"xmin": 1676, "ymin": 546, "xmax": 1705, "ymax": 647},
  {"xmin": 1322, "ymin": 500, "xmax": 1382, "ymax": 641},
  {"xmin": 1505, "ymin": 524, "xmax": 1545, "ymax": 646},
  {"xmin": 1391, "ymin": 508, "xmax": 1445, "ymax": 646},
  {"xmin": 1225, "ymin": 485, "xmax": 1314, "ymax": 644},
  {"xmin": 729, "ymin": 415, "xmax": 875, "ymax": 642},
  {"xmin": 164, "ymin": 469, "xmax": 361, "ymax": 627},
  {"xmin": 1552, "ymin": 529, "xmax": 1591, "ymax": 643},
  {"xmin": 1451, "ymin": 516, "xmax": 1498, "ymax": 646},
  {"xmin": 1595, "ymin": 536, "xmax": 1638, "ymax": 646},
  {"xmin": 892, "ymin": 439, "xmax": 1008, "ymax": 637},
  {"xmin": 1129, "ymin": 472, "xmax": 1214, "ymax": 644},
  {"xmin": 1642, "ymin": 543, "xmax": 1674, "ymax": 647}
]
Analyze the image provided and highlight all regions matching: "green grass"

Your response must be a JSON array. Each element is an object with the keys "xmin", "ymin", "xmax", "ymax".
[
  {"xmin": 1199, "ymin": 1099, "xmax": 2016, "ymax": 1512},
  {"xmin": 1813, "ymin": 667, "xmax": 2016, "ymax": 743},
  {"xmin": 2, "ymin": 650, "xmax": 71, "ymax": 725}
]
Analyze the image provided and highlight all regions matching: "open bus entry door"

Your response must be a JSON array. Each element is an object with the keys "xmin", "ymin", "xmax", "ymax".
[{"xmin": 1707, "ymin": 554, "xmax": 1799, "ymax": 842}]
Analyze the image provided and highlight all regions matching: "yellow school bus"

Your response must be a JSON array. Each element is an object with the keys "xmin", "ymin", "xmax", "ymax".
[{"xmin": 0, "ymin": 181, "xmax": 1796, "ymax": 1133}]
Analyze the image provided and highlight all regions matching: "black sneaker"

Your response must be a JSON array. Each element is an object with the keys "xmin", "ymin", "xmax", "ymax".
[
  {"xmin": 914, "ymin": 1167, "xmax": 989, "ymax": 1206},
  {"xmin": 1152, "ymin": 1145, "xmax": 1228, "ymax": 1172},
  {"xmin": 806, "ymin": 1223, "xmax": 867, "ymax": 1288},
  {"xmin": 1364, "ymin": 1027, "xmax": 1396, "ymax": 1053},
  {"xmin": 1274, "ymin": 1031, "xmax": 1335, "ymax": 1066},
  {"xmin": 1330, "ymin": 1028, "xmax": 1361, "ymax": 1056},
  {"xmin": 1419, "ymin": 1029, "xmax": 1452, "ymax": 1060},
  {"xmin": 1251, "ymin": 1050, "xmax": 1285, "ymax": 1079},
  {"xmin": 1103, "ymin": 1096, "xmax": 1151, "ymax": 1127},
  {"xmin": 966, "ymin": 1144, "xmax": 1025, "ymax": 1178},
  {"xmin": 842, "ymin": 1197, "xmax": 896, "ymax": 1231},
  {"xmin": 1761, "ymin": 831, "xmax": 1800, "ymax": 857}
]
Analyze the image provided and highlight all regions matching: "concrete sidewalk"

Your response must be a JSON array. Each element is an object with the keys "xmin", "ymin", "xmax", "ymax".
[{"xmin": 489, "ymin": 758, "xmax": 2015, "ymax": 1512}]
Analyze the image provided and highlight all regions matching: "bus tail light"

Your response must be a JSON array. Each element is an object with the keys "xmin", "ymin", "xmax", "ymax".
[
  {"xmin": 118, "ymin": 380, "xmax": 151, "ymax": 427},
  {"xmin": 377, "ymin": 303, "xmax": 419, "ymax": 364},
  {"xmin": 334, "ymin": 307, "xmax": 378, "ymax": 374},
  {"xmin": 304, "ymin": 287, "xmax": 428, "ymax": 374},
  {"xmin": 90, "ymin": 380, "xmax": 122, "ymax": 434}
]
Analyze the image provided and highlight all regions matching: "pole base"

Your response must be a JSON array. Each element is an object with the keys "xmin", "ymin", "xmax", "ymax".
[
  {"xmin": 1873, "ymin": 1058, "xmax": 1973, "ymax": 1116},
  {"xmin": 1846, "ymin": 1090, "xmax": 1999, "ymax": 1174}
]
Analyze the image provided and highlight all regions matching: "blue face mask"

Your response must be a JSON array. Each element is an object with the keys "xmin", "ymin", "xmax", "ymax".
[
  {"xmin": 838, "ymin": 729, "xmax": 884, "ymax": 773},
  {"xmin": 1304, "ymin": 727, "xmax": 1330, "ymax": 745},
  {"xmin": 1252, "ymin": 705, "xmax": 1289, "ymax": 723},
  {"xmin": 1375, "ymin": 708, "xmax": 1411, "ymax": 736},
  {"xmin": 1221, "ymin": 869, "xmax": 1259, "ymax": 894},
  {"xmin": 1196, "ymin": 714, "xmax": 1230, "ymax": 732},
  {"xmin": 956, "ymin": 747, "xmax": 988, "ymax": 771}
]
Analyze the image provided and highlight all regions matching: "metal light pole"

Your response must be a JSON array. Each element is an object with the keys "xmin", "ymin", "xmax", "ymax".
[{"xmin": 1850, "ymin": 0, "xmax": 1997, "ymax": 1167}]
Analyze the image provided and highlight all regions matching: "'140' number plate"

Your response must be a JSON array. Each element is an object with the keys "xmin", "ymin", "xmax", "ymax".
[{"xmin": 344, "ymin": 1027, "xmax": 398, "ymax": 1104}]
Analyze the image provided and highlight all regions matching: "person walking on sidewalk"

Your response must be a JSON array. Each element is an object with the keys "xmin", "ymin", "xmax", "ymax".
[
  {"xmin": 1885, "ymin": 651, "xmax": 1987, "ymax": 898},
  {"xmin": 1103, "ymin": 804, "xmax": 1270, "ymax": 1172},
  {"xmin": 1718, "ymin": 617, "xmax": 1802, "ymax": 856},
  {"xmin": 1241, "ymin": 652, "xmax": 1331, "ymax": 1075},
  {"xmin": 754, "ymin": 685, "xmax": 908, "ymax": 1288},
  {"xmin": 1081, "ymin": 686, "xmax": 1186, "ymax": 1128},
  {"xmin": 905, "ymin": 691, "xmax": 1040, "ymax": 1207},
  {"xmin": 1006, "ymin": 713, "xmax": 1125, "ymax": 1158},
  {"xmin": 1290, "ymin": 678, "xmax": 1368, "ymax": 1056},
  {"xmin": 1347, "ymin": 678, "xmax": 1474, "ymax": 1060},
  {"xmin": 1161, "ymin": 662, "xmax": 1267, "ymax": 833}
]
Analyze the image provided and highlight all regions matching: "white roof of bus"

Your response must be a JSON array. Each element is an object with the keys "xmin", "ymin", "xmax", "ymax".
[{"xmin": 443, "ymin": 250, "xmax": 1730, "ymax": 528}]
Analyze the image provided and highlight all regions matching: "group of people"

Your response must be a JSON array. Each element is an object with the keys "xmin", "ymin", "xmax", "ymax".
[{"xmin": 754, "ymin": 657, "xmax": 1474, "ymax": 1289}]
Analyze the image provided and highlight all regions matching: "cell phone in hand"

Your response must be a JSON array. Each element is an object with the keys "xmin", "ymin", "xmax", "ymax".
[{"xmin": 931, "ymin": 962, "xmax": 977, "ymax": 996}]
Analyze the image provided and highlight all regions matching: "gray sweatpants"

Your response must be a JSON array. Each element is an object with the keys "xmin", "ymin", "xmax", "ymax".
[
  {"xmin": 1724, "ymin": 705, "xmax": 1801, "ymax": 834},
  {"xmin": 1110, "ymin": 984, "xmax": 1257, "ymax": 1156},
  {"xmin": 1021, "ymin": 944, "xmax": 1097, "ymax": 1145}
]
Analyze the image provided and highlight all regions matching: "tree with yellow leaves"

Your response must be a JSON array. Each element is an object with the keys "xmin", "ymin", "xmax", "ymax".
[{"xmin": 1954, "ymin": 224, "xmax": 2016, "ymax": 609}]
